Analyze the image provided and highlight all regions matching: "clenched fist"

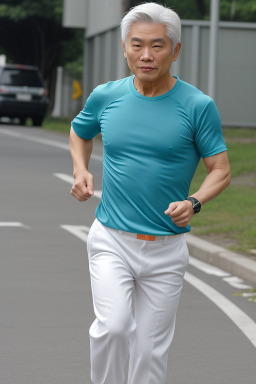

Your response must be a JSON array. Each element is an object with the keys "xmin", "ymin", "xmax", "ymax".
[
  {"xmin": 164, "ymin": 200, "xmax": 194, "ymax": 227},
  {"xmin": 70, "ymin": 170, "xmax": 94, "ymax": 202}
]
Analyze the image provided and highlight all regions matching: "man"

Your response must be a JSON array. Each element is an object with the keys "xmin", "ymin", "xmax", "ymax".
[{"xmin": 69, "ymin": 3, "xmax": 231, "ymax": 384}]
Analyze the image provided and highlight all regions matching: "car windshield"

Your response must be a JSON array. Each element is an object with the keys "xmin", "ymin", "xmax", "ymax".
[{"xmin": 1, "ymin": 68, "xmax": 43, "ymax": 87}]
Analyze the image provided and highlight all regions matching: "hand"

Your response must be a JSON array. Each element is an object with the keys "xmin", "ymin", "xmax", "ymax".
[
  {"xmin": 164, "ymin": 200, "xmax": 194, "ymax": 227},
  {"xmin": 70, "ymin": 170, "xmax": 94, "ymax": 202}
]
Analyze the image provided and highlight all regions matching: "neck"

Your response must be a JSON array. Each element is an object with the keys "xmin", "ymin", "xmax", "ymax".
[{"xmin": 133, "ymin": 74, "xmax": 176, "ymax": 97}]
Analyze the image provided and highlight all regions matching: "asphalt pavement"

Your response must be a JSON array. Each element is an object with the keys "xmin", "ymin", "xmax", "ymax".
[{"xmin": 0, "ymin": 124, "xmax": 255, "ymax": 384}]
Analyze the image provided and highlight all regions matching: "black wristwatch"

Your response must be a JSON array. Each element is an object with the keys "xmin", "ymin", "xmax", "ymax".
[{"xmin": 186, "ymin": 197, "xmax": 201, "ymax": 214}]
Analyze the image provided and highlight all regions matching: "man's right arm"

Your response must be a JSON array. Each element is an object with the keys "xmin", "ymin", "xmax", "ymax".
[{"xmin": 69, "ymin": 126, "xmax": 94, "ymax": 202}]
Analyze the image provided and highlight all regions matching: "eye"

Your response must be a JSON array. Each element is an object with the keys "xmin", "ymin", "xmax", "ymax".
[
  {"xmin": 153, "ymin": 45, "xmax": 162, "ymax": 48},
  {"xmin": 133, "ymin": 44, "xmax": 141, "ymax": 48}
]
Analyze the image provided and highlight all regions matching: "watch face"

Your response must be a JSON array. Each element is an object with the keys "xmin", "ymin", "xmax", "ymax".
[{"xmin": 193, "ymin": 202, "xmax": 201, "ymax": 213}]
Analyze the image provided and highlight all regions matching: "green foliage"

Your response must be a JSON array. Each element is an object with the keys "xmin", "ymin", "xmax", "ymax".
[
  {"xmin": 220, "ymin": 0, "xmax": 256, "ymax": 22},
  {"xmin": 159, "ymin": 0, "xmax": 256, "ymax": 22},
  {"xmin": 60, "ymin": 29, "xmax": 84, "ymax": 79},
  {"xmin": 163, "ymin": 0, "xmax": 210, "ymax": 20},
  {"xmin": 0, "ymin": 0, "xmax": 63, "ymax": 21},
  {"xmin": 65, "ymin": 56, "xmax": 84, "ymax": 80}
]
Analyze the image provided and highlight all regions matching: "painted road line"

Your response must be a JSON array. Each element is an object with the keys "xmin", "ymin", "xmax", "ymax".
[
  {"xmin": 189, "ymin": 256, "xmax": 253, "ymax": 291},
  {"xmin": 189, "ymin": 256, "xmax": 230, "ymax": 277},
  {"xmin": 0, "ymin": 222, "xmax": 29, "ymax": 229},
  {"xmin": 61, "ymin": 225, "xmax": 90, "ymax": 242},
  {"xmin": 54, "ymin": 173, "xmax": 74, "ymax": 184},
  {"xmin": 54, "ymin": 173, "xmax": 102, "ymax": 199},
  {"xmin": 185, "ymin": 272, "xmax": 256, "ymax": 349},
  {"xmin": 240, "ymin": 293, "xmax": 256, "ymax": 298},
  {"xmin": 0, "ymin": 128, "xmax": 103, "ymax": 161},
  {"xmin": 222, "ymin": 276, "xmax": 252, "ymax": 290}
]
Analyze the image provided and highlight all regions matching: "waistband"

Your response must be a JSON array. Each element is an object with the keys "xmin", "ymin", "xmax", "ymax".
[{"xmin": 98, "ymin": 223, "xmax": 182, "ymax": 241}]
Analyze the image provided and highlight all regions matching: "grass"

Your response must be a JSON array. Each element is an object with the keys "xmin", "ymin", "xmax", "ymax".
[
  {"xmin": 188, "ymin": 135, "xmax": 256, "ymax": 255},
  {"xmin": 189, "ymin": 170, "xmax": 256, "ymax": 254},
  {"xmin": 222, "ymin": 127, "xmax": 256, "ymax": 139},
  {"xmin": 43, "ymin": 117, "xmax": 256, "ymax": 256},
  {"xmin": 42, "ymin": 116, "xmax": 72, "ymax": 134}
]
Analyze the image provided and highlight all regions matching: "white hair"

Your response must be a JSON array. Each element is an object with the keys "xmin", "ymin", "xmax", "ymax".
[{"xmin": 120, "ymin": 2, "xmax": 181, "ymax": 54}]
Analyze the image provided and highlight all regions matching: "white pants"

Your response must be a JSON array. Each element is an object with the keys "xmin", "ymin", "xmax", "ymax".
[{"xmin": 87, "ymin": 218, "xmax": 189, "ymax": 384}]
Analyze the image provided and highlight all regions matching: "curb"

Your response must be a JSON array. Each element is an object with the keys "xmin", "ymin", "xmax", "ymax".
[{"xmin": 185, "ymin": 233, "xmax": 256, "ymax": 286}]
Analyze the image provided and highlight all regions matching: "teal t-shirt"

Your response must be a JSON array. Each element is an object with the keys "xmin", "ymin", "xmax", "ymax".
[{"xmin": 72, "ymin": 75, "xmax": 227, "ymax": 236}]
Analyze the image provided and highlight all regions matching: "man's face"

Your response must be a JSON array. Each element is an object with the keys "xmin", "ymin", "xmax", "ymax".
[{"xmin": 121, "ymin": 22, "xmax": 181, "ymax": 83}]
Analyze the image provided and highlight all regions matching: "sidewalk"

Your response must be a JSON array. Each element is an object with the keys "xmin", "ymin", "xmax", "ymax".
[{"xmin": 186, "ymin": 233, "xmax": 256, "ymax": 285}]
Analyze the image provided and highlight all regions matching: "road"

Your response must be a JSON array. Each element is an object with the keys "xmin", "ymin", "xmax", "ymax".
[{"xmin": 0, "ymin": 125, "xmax": 255, "ymax": 384}]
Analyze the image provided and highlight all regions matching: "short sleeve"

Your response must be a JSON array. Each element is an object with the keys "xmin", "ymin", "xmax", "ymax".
[
  {"xmin": 71, "ymin": 92, "xmax": 101, "ymax": 140},
  {"xmin": 195, "ymin": 99, "xmax": 227, "ymax": 158}
]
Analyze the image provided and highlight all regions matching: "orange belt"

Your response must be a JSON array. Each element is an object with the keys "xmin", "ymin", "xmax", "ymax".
[
  {"xmin": 137, "ymin": 234, "xmax": 157, "ymax": 241},
  {"xmin": 116, "ymin": 230, "xmax": 182, "ymax": 242}
]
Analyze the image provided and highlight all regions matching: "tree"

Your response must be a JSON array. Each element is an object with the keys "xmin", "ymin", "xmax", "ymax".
[
  {"xmin": 123, "ymin": 0, "xmax": 209, "ymax": 18},
  {"xmin": 0, "ymin": 0, "xmax": 84, "ymax": 111},
  {"xmin": 123, "ymin": 0, "xmax": 256, "ymax": 22}
]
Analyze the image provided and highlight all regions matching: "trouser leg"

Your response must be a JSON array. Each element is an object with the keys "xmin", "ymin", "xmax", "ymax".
[
  {"xmin": 127, "ymin": 236, "xmax": 189, "ymax": 384},
  {"xmin": 87, "ymin": 220, "xmax": 136, "ymax": 384}
]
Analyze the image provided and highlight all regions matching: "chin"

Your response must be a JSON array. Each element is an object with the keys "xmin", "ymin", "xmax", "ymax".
[{"xmin": 135, "ymin": 72, "xmax": 158, "ymax": 81}]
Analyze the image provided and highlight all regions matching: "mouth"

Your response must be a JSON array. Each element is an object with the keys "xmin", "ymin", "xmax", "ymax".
[{"xmin": 140, "ymin": 67, "xmax": 155, "ymax": 72}]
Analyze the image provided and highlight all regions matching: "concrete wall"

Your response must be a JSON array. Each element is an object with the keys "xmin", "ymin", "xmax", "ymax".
[
  {"xmin": 86, "ymin": 0, "xmax": 123, "ymax": 37},
  {"xmin": 82, "ymin": 29, "xmax": 130, "ymax": 99},
  {"xmin": 62, "ymin": 0, "xmax": 87, "ymax": 28},
  {"xmin": 172, "ymin": 20, "xmax": 256, "ymax": 127}
]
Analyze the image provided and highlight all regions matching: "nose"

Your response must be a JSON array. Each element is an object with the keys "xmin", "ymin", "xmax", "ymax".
[{"xmin": 140, "ymin": 48, "xmax": 153, "ymax": 61}]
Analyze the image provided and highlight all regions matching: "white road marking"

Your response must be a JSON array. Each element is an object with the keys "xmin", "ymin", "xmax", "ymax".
[
  {"xmin": 0, "ymin": 222, "xmax": 28, "ymax": 228},
  {"xmin": 240, "ymin": 293, "xmax": 256, "ymax": 298},
  {"xmin": 189, "ymin": 256, "xmax": 230, "ymax": 277},
  {"xmin": 189, "ymin": 256, "xmax": 253, "ymax": 291},
  {"xmin": 54, "ymin": 173, "xmax": 102, "ymax": 199},
  {"xmin": 54, "ymin": 173, "xmax": 74, "ymax": 184},
  {"xmin": 0, "ymin": 128, "xmax": 103, "ymax": 161},
  {"xmin": 61, "ymin": 225, "xmax": 90, "ymax": 242},
  {"xmin": 185, "ymin": 272, "xmax": 256, "ymax": 349},
  {"xmin": 0, "ymin": 222, "xmax": 23, "ymax": 227},
  {"xmin": 222, "ymin": 276, "xmax": 252, "ymax": 290}
]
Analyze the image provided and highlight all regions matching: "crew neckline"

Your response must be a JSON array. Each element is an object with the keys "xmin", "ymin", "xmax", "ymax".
[{"xmin": 129, "ymin": 74, "xmax": 181, "ymax": 100}]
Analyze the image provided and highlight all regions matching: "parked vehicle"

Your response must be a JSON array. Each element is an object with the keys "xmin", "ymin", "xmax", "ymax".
[{"xmin": 0, "ymin": 64, "xmax": 49, "ymax": 126}]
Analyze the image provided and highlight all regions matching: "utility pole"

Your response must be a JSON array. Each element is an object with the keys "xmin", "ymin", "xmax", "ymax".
[{"xmin": 208, "ymin": 0, "xmax": 220, "ymax": 100}]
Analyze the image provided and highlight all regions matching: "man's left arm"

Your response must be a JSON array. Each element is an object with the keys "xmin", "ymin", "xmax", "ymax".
[{"xmin": 164, "ymin": 151, "xmax": 231, "ymax": 227}]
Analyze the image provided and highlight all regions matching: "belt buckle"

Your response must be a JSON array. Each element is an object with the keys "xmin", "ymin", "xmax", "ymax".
[{"xmin": 137, "ymin": 234, "xmax": 156, "ymax": 241}]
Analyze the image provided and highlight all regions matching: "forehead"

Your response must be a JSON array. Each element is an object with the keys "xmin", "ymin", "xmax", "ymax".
[{"xmin": 127, "ymin": 22, "xmax": 169, "ymax": 41}]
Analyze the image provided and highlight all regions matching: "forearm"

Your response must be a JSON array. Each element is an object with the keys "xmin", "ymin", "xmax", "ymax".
[
  {"xmin": 165, "ymin": 152, "xmax": 231, "ymax": 227},
  {"xmin": 69, "ymin": 126, "xmax": 93, "ymax": 177},
  {"xmin": 190, "ymin": 167, "xmax": 231, "ymax": 206}
]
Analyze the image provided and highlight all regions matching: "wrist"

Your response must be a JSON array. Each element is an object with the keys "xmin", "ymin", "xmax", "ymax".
[
  {"xmin": 73, "ymin": 168, "xmax": 88, "ymax": 178},
  {"xmin": 185, "ymin": 196, "xmax": 201, "ymax": 214}
]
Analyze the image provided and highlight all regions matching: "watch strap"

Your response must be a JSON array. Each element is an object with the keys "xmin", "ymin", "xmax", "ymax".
[{"xmin": 186, "ymin": 197, "xmax": 201, "ymax": 214}]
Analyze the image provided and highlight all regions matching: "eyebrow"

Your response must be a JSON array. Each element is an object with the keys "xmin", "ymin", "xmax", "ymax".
[{"xmin": 130, "ymin": 37, "xmax": 166, "ymax": 44}]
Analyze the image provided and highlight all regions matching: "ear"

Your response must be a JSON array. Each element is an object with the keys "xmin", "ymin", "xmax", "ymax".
[
  {"xmin": 172, "ymin": 42, "xmax": 182, "ymax": 62},
  {"xmin": 121, "ymin": 39, "xmax": 127, "ymax": 59}
]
